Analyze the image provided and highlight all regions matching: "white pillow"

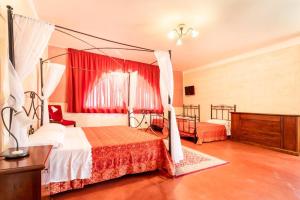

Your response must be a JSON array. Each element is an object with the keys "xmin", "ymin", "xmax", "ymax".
[{"xmin": 29, "ymin": 123, "xmax": 66, "ymax": 148}]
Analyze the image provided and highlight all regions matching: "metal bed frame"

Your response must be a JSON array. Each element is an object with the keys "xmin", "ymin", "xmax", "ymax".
[
  {"xmin": 149, "ymin": 104, "xmax": 236, "ymax": 143},
  {"xmin": 211, "ymin": 104, "xmax": 237, "ymax": 121}
]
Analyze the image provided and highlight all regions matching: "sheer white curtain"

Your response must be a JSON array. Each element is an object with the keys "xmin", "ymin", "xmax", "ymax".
[
  {"xmin": 42, "ymin": 63, "xmax": 65, "ymax": 124},
  {"xmin": 8, "ymin": 61, "xmax": 29, "ymax": 147},
  {"xmin": 8, "ymin": 14, "xmax": 54, "ymax": 147},
  {"xmin": 13, "ymin": 14, "xmax": 54, "ymax": 79},
  {"xmin": 154, "ymin": 50, "xmax": 183, "ymax": 164},
  {"xmin": 128, "ymin": 71, "xmax": 138, "ymax": 127}
]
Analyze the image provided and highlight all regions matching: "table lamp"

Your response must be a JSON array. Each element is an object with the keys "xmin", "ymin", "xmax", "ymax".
[{"xmin": 1, "ymin": 106, "xmax": 32, "ymax": 159}]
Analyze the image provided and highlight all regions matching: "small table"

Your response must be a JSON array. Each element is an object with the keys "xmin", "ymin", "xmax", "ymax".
[{"xmin": 0, "ymin": 145, "xmax": 52, "ymax": 200}]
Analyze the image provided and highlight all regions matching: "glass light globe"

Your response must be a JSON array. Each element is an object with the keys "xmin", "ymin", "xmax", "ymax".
[
  {"xmin": 168, "ymin": 30, "xmax": 177, "ymax": 39},
  {"xmin": 176, "ymin": 38, "xmax": 183, "ymax": 46},
  {"xmin": 191, "ymin": 30, "xmax": 199, "ymax": 38}
]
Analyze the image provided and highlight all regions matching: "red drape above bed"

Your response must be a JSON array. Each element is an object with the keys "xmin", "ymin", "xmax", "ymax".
[{"xmin": 67, "ymin": 48, "xmax": 162, "ymax": 113}]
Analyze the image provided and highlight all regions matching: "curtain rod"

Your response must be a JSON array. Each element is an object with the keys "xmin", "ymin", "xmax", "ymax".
[
  {"xmin": 42, "ymin": 47, "xmax": 154, "ymax": 63},
  {"xmin": 55, "ymin": 25, "xmax": 155, "ymax": 52}
]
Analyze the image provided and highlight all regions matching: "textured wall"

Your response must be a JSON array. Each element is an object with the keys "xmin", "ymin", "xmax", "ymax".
[{"xmin": 183, "ymin": 45, "xmax": 300, "ymax": 121}]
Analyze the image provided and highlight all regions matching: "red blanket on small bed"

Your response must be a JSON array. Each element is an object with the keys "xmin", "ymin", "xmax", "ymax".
[
  {"xmin": 178, "ymin": 121, "xmax": 227, "ymax": 144},
  {"xmin": 50, "ymin": 126, "xmax": 173, "ymax": 195}
]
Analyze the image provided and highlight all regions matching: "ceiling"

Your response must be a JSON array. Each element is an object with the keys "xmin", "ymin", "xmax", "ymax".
[{"xmin": 33, "ymin": 0, "xmax": 300, "ymax": 71}]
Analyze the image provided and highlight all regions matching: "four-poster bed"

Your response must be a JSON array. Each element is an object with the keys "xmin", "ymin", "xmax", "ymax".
[{"xmin": 4, "ymin": 5, "xmax": 183, "ymax": 195}]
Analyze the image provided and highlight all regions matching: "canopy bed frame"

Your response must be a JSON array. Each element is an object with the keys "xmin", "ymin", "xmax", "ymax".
[
  {"xmin": 6, "ymin": 6, "xmax": 175, "ymax": 156},
  {"xmin": 5, "ymin": 5, "xmax": 184, "ymax": 195}
]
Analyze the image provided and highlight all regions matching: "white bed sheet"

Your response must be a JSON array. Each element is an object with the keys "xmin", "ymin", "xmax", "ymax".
[{"xmin": 48, "ymin": 127, "xmax": 92, "ymax": 183}]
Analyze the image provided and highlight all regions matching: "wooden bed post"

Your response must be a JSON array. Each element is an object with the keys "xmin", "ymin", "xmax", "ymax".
[{"xmin": 168, "ymin": 50, "xmax": 172, "ymax": 156}]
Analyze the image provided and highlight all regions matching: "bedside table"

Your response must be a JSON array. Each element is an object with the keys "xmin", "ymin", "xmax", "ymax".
[{"xmin": 0, "ymin": 145, "xmax": 52, "ymax": 200}]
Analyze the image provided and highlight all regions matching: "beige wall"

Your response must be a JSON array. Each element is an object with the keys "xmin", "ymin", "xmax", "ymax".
[{"xmin": 183, "ymin": 45, "xmax": 300, "ymax": 122}]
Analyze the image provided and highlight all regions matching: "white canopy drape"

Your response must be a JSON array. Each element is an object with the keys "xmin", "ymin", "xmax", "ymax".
[
  {"xmin": 154, "ymin": 50, "xmax": 183, "ymax": 164},
  {"xmin": 42, "ymin": 63, "xmax": 66, "ymax": 124},
  {"xmin": 128, "ymin": 71, "xmax": 138, "ymax": 127},
  {"xmin": 8, "ymin": 14, "xmax": 54, "ymax": 147},
  {"xmin": 13, "ymin": 14, "xmax": 54, "ymax": 80}
]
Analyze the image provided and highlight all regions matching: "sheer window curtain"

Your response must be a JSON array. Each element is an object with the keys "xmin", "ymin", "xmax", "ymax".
[
  {"xmin": 7, "ymin": 14, "xmax": 54, "ymax": 147},
  {"xmin": 125, "ymin": 60, "xmax": 163, "ymax": 114},
  {"xmin": 42, "ymin": 63, "xmax": 66, "ymax": 124},
  {"xmin": 128, "ymin": 72, "xmax": 137, "ymax": 127},
  {"xmin": 154, "ymin": 50, "xmax": 183, "ymax": 164}
]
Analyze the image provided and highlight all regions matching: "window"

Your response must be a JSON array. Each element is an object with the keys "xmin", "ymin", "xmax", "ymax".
[{"xmin": 67, "ymin": 48, "xmax": 162, "ymax": 113}]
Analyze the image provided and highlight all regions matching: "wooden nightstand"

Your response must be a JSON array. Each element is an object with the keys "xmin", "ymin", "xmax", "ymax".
[{"xmin": 0, "ymin": 145, "xmax": 52, "ymax": 200}]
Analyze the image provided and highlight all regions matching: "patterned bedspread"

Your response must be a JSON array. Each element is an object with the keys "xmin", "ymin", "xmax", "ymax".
[{"xmin": 50, "ymin": 126, "xmax": 173, "ymax": 195}]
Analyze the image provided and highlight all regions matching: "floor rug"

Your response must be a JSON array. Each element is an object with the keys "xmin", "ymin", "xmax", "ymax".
[
  {"xmin": 175, "ymin": 145, "xmax": 228, "ymax": 176},
  {"xmin": 163, "ymin": 140, "xmax": 228, "ymax": 176}
]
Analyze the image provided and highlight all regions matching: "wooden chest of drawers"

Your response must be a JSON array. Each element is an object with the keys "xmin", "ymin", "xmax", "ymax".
[
  {"xmin": 0, "ymin": 145, "xmax": 52, "ymax": 200},
  {"xmin": 231, "ymin": 112, "xmax": 300, "ymax": 155}
]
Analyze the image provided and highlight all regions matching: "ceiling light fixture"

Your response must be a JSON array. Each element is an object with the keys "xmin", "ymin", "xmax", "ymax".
[{"xmin": 168, "ymin": 24, "xmax": 199, "ymax": 45}]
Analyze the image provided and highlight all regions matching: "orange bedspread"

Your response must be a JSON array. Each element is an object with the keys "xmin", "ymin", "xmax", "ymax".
[
  {"xmin": 182, "ymin": 122, "xmax": 227, "ymax": 144},
  {"xmin": 50, "ymin": 126, "xmax": 173, "ymax": 195}
]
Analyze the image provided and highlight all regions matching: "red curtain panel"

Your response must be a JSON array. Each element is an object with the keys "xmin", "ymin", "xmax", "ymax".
[
  {"xmin": 125, "ymin": 60, "xmax": 163, "ymax": 114},
  {"xmin": 67, "ymin": 48, "xmax": 162, "ymax": 113},
  {"xmin": 67, "ymin": 48, "xmax": 127, "ymax": 113}
]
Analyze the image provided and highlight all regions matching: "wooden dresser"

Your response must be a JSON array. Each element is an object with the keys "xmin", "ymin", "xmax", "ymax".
[
  {"xmin": 0, "ymin": 145, "xmax": 52, "ymax": 200},
  {"xmin": 231, "ymin": 112, "xmax": 300, "ymax": 155}
]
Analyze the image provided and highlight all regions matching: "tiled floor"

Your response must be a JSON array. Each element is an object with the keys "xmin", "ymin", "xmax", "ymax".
[{"xmin": 53, "ymin": 140, "xmax": 300, "ymax": 200}]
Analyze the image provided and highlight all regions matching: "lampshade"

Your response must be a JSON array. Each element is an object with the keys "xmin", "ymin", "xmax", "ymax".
[
  {"xmin": 176, "ymin": 38, "xmax": 183, "ymax": 46},
  {"xmin": 191, "ymin": 30, "xmax": 199, "ymax": 38},
  {"xmin": 1, "ymin": 107, "xmax": 30, "ymax": 159}
]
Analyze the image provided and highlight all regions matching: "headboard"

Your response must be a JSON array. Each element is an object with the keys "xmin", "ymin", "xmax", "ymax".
[
  {"xmin": 23, "ymin": 91, "xmax": 43, "ymax": 133},
  {"xmin": 210, "ymin": 104, "xmax": 236, "ymax": 121},
  {"xmin": 1, "ymin": 91, "xmax": 43, "ymax": 136},
  {"xmin": 182, "ymin": 104, "xmax": 200, "ymax": 122}
]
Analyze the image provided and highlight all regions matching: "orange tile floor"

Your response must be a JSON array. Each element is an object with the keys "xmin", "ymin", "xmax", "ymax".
[{"xmin": 53, "ymin": 140, "xmax": 300, "ymax": 200}]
